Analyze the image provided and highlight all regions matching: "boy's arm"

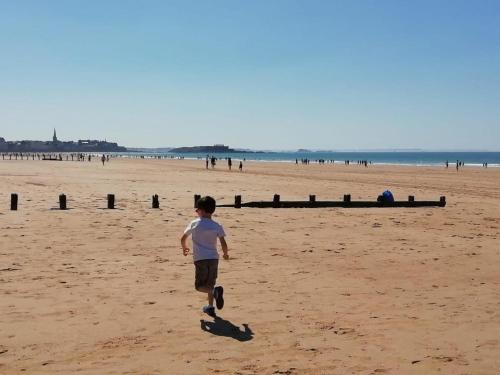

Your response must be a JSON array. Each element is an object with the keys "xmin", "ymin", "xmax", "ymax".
[
  {"xmin": 180, "ymin": 233, "xmax": 190, "ymax": 256},
  {"xmin": 219, "ymin": 237, "xmax": 229, "ymax": 260}
]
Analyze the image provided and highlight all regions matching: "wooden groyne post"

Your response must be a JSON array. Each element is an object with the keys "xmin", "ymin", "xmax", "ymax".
[
  {"xmin": 107, "ymin": 194, "xmax": 115, "ymax": 209},
  {"xmin": 309, "ymin": 195, "xmax": 316, "ymax": 203},
  {"xmin": 59, "ymin": 194, "xmax": 67, "ymax": 210},
  {"xmin": 152, "ymin": 194, "xmax": 160, "ymax": 209},
  {"xmin": 11, "ymin": 193, "xmax": 18, "ymax": 211},
  {"xmin": 194, "ymin": 194, "xmax": 201, "ymax": 208},
  {"xmin": 273, "ymin": 194, "xmax": 280, "ymax": 208},
  {"xmin": 234, "ymin": 195, "xmax": 242, "ymax": 209}
]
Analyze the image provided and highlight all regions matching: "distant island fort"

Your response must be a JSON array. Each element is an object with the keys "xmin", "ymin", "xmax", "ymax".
[
  {"xmin": 170, "ymin": 144, "xmax": 249, "ymax": 153},
  {"xmin": 0, "ymin": 130, "xmax": 127, "ymax": 152}
]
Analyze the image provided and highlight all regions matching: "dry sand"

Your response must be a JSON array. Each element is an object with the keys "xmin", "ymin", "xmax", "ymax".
[{"xmin": 1, "ymin": 158, "xmax": 499, "ymax": 374}]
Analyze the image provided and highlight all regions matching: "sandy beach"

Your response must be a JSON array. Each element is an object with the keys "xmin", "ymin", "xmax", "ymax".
[{"xmin": 1, "ymin": 158, "xmax": 499, "ymax": 374}]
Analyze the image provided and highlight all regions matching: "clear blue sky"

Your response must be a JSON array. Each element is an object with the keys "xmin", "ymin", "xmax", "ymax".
[{"xmin": 1, "ymin": 0, "xmax": 499, "ymax": 150}]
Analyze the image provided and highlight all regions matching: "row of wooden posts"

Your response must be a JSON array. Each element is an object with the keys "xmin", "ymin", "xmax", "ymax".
[
  {"xmin": 196, "ymin": 194, "xmax": 446, "ymax": 208},
  {"xmin": 7, "ymin": 193, "xmax": 160, "ymax": 211},
  {"xmin": 6, "ymin": 193, "xmax": 446, "ymax": 211}
]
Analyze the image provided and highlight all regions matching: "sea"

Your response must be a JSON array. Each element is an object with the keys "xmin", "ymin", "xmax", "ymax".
[{"xmin": 118, "ymin": 151, "xmax": 500, "ymax": 167}]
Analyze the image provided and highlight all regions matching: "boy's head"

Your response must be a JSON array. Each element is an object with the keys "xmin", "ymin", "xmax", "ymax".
[{"xmin": 196, "ymin": 196, "xmax": 216, "ymax": 217}]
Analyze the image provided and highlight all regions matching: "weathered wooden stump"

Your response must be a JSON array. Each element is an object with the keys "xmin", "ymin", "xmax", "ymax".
[
  {"xmin": 234, "ymin": 195, "xmax": 242, "ymax": 209},
  {"xmin": 440, "ymin": 196, "xmax": 446, "ymax": 205},
  {"xmin": 408, "ymin": 195, "xmax": 415, "ymax": 202},
  {"xmin": 309, "ymin": 195, "xmax": 316, "ymax": 203},
  {"xmin": 343, "ymin": 194, "xmax": 351, "ymax": 203},
  {"xmin": 59, "ymin": 194, "xmax": 67, "ymax": 210},
  {"xmin": 107, "ymin": 194, "xmax": 115, "ymax": 209},
  {"xmin": 194, "ymin": 194, "xmax": 201, "ymax": 208},
  {"xmin": 273, "ymin": 194, "xmax": 280, "ymax": 208},
  {"xmin": 11, "ymin": 194, "xmax": 18, "ymax": 210},
  {"xmin": 152, "ymin": 194, "xmax": 160, "ymax": 209}
]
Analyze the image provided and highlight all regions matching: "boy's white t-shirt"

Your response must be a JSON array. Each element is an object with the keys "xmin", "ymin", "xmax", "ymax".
[{"xmin": 184, "ymin": 218, "xmax": 225, "ymax": 262}]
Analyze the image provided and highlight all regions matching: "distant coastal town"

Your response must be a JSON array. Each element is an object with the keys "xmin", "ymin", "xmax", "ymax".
[
  {"xmin": 0, "ymin": 129, "xmax": 127, "ymax": 152},
  {"xmin": 0, "ymin": 133, "xmax": 250, "ymax": 154}
]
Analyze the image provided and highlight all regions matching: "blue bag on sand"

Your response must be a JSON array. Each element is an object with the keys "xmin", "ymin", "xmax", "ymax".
[{"xmin": 382, "ymin": 190, "xmax": 394, "ymax": 203}]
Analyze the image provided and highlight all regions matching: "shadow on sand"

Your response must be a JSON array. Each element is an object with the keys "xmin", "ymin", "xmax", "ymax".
[{"xmin": 200, "ymin": 317, "xmax": 254, "ymax": 342}]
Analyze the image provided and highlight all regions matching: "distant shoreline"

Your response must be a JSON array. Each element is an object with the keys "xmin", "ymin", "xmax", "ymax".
[
  {"xmin": 1, "ymin": 150, "xmax": 499, "ymax": 167},
  {"xmin": 112, "ymin": 150, "xmax": 500, "ymax": 167}
]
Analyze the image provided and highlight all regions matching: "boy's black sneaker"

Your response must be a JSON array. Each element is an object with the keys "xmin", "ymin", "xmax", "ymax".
[
  {"xmin": 202, "ymin": 305, "xmax": 216, "ymax": 317},
  {"xmin": 213, "ymin": 286, "xmax": 224, "ymax": 310}
]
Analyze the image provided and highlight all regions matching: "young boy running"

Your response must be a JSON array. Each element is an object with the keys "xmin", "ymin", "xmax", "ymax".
[{"xmin": 181, "ymin": 196, "xmax": 229, "ymax": 317}]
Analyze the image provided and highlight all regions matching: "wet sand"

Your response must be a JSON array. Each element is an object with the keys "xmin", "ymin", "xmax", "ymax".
[{"xmin": 1, "ymin": 158, "xmax": 499, "ymax": 374}]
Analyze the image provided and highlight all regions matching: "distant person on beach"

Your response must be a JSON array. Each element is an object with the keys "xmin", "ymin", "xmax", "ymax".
[
  {"xmin": 239, "ymin": 161, "xmax": 243, "ymax": 171},
  {"xmin": 205, "ymin": 156, "xmax": 209, "ymax": 169},
  {"xmin": 180, "ymin": 196, "xmax": 229, "ymax": 317},
  {"xmin": 228, "ymin": 157, "xmax": 232, "ymax": 170},
  {"xmin": 101, "ymin": 154, "xmax": 105, "ymax": 166}
]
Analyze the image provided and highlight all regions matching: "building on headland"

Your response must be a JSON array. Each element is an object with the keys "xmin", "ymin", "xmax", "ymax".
[
  {"xmin": 0, "ymin": 130, "xmax": 127, "ymax": 153},
  {"xmin": 0, "ymin": 137, "xmax": 7, "ymax": 151}
]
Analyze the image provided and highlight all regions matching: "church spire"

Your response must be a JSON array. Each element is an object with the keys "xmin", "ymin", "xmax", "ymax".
[{"xmin": 53, "ymin": 128, "xmax": 58, "ymax": 143}]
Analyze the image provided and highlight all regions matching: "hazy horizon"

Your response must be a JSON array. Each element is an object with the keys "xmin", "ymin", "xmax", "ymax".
[
  {"xmin": 2, "ymin": 132, "xmax": 500, "ymax": 153},
  {"xmin": 1, "ymin": 1, "xmax": 499, "ymax": 150}
]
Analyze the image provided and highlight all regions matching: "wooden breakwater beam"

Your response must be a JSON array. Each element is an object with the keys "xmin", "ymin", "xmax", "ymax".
[
  {"xmin": 216, "ymin": 194, "xmax": 447, "ymax": 208},
  {"xmin": 152, "ymin": 194, "xmax": 160, "ymax": 209},
  {"xmin": 107, "ymin": 194, "xmax": 115, "ymax": 209},
  {"xmin": 59, "ymin": 194, "xmax": 67, "ymax": 210},
  {"xmin": 11, "ymin": 193, "xmax": 18, "ymax": 210}
]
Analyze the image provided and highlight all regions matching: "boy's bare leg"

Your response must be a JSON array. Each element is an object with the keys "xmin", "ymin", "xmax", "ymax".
[
  {"xmin": 208, "ymin": 288, "xmax": 214, "ymax": 306},
  {"xmin": 196, "ymin": 286, "xmax": 215, "ymax": 306}
]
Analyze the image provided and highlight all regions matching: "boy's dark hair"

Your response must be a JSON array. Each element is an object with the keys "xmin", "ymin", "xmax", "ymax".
[{"xmin": 196, "ymin": 196, "xmax": 216, "ymax": 214}]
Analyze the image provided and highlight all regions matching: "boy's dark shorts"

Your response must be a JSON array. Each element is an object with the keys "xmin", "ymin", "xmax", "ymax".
[{"xmin": 194, "ymin": 259, "xmax": 219, "ymax": 289}]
